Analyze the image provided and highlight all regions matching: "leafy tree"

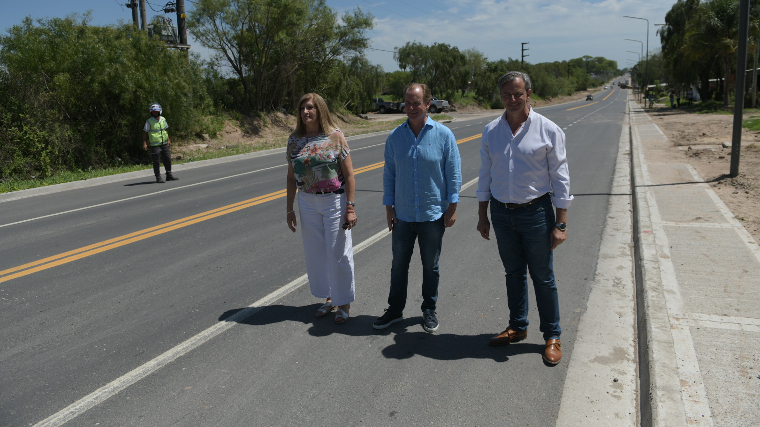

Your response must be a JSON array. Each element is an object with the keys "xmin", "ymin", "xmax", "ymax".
[
  {"xmin": 189, "ymin": 0, "xmax": 373, "ymax": 112},
  {"xmin": 336, "ymin": 55, "xmax": 384, "ymax": 114},
  {"xmin": 0, "ymin": 15, "xmax": 210, "ymax": 179},
  {"xmin": 384, "ymin": 70, "xmax": 412, "ymax": 100},
  {"xmin": 394, "ymin": 42, "xmax": 469, "ymax": 100}
]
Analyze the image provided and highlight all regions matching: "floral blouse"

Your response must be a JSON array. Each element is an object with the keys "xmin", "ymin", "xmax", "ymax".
[{"xmin": 286, "ymin": 129, "xmax": 349, "ymax": 194}]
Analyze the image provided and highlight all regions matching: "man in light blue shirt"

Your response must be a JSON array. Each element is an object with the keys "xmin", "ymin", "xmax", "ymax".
[{"xmin": 373, "ymin": 83, "xmax": 462, "ymax": 333}]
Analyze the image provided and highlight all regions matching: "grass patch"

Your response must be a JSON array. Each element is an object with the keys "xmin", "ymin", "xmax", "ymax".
[
  {"xmin": 743, "ymin": 116, "xmax": 760, "ymax": 131},
  {"xmin": 695, "ymin": 100, "xmax": 733, "ymax": 114}
]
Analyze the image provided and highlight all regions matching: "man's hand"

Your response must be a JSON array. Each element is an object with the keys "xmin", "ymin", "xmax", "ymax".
[
  {"xmin": 443, "ymin": 203, "xmax": 457, "ymax": 228},
  {"xmin": 550, "ymin": 228, "xmax": 567, "ymax": 250},
  {"xmin": 477, "ymin": 201, "xmax": 490, "ymax": 240},
  {"xmin": 386, "ymin": 206, "xmax": 397, "ymax": 232},
  {"xmin": 142, "ymin": 142, "xmax": 148, "ymax": 151},
  {"xmin": 477, "ymin": 217, "xmax": 490, "ymax": 240}
]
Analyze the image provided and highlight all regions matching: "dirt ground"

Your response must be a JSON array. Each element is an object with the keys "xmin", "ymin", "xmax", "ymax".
[{"xmin": 647, "ymin": 105, "xmax": 760, "ymax": 242}]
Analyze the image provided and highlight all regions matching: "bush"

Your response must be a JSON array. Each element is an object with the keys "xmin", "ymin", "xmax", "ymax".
[{"xmin": 0, "ymin": 15, "xmax": 212, "ymax": 180}]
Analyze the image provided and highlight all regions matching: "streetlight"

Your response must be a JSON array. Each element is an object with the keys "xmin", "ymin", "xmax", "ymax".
[
  {"xmin": 624, "ymin": 15, "xmax": 650, "ymax": 100},
  {"xmin": 627, "ymin": 51, "xmax": 642, "ymax": 101},
  {"xmin": 625, "ymin": 39, "xmax": 644, "ymax": 101}
]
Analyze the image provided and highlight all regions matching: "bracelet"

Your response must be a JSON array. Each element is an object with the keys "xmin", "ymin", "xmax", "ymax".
[{"xmin": 287, "ymin": 210, "xmax": 295, "ymax": 215}]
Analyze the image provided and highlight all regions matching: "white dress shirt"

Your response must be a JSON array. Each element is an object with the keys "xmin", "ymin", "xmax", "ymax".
[{"xmin": 477, "ymin": 107, "xmax": 572, "ymax": 209}]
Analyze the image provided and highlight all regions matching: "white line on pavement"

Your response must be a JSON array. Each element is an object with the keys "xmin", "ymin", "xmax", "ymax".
[{"xmin": 33, "ymin": 176, "xmax": 480, "ymax": 427}]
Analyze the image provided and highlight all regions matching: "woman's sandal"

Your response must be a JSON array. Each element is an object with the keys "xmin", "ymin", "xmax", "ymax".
[
  {"xmin": 334, "ymin": 307, "xmax": 350, "ymax": 324},
  {"xmin": 316, "ymin": 302, "xmax": 335, "ymax": 318}
]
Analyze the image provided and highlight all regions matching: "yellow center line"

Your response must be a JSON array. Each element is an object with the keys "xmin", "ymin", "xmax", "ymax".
[
  {"xmin": 1, "ymin": 134, "xmax": 481, "ymax": 283},
  {"xmin": 602, "ymin": 90, "xmax": 614, "ymax": 101},
  {"xmin": 566, "ymin": 101, "xmax": 599, "ymax": 111}
]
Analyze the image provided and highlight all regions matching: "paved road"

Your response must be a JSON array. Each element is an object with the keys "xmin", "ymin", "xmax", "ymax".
[{"xmin": 1, "ymin": 87, "xmax": 628, "ymax": 426}]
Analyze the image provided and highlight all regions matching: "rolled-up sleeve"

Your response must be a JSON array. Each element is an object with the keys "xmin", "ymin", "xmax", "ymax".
[
  {"xmin": 445, "ymin": 133, "xmax": 462, "ymax": 203},
  {"xmin": 476, "ymin": 131, "xmax": 493, "ymax": 202},
  {"xmin": 547, "ymin": 128, "xmax": 573, "ymax": 209},
  {"xmin": 382, "ymin": 136, "xmax": 396, "ymax": 206}
]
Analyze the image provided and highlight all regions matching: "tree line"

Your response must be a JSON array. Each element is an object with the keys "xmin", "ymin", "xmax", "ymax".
[
  {"xmin": 650, "ymin": 0, "xmax": 760, "ymax": 107},
  {"xmin": 0, "ymin": 0, "xmax": 619, "ymax": 182}
]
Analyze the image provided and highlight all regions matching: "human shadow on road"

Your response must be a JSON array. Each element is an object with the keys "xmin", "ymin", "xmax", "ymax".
[
  {"xmin": 124, "ymin": 181, "xmax": 160, "ymax": 186},
  {"xmin": 218, "ymin": 305, "xmax": 541, "ymax": 362}
]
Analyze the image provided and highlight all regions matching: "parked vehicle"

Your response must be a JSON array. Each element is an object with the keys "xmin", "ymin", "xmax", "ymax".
[
  {"xmin": 428, "ymin": 97, "xmax": 449, "ymax": 113},
  {"xmin": 372, "ymin": 97, "xmax": 399, "ymax": 114}
]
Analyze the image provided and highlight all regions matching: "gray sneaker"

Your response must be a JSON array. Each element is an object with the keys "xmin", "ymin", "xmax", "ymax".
[
  {"xmin": 156, "ymin": 175, "xmax": 165, "ymax": 183},
  {"xmin": 422, "ymin": 309, "xmax": 438, "ymax": 333}
]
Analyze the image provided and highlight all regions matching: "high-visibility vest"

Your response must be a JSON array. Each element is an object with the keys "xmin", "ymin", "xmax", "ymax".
[{"xmin": 147, "ymin": 116, "xmax": 169, "ymax": 145}]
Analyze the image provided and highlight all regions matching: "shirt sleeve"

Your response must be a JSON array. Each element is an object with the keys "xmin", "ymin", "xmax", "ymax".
[
  {"xmin": 382, "ymin": 135, "xmax": 396, "ymax": 206},
  {"xmin": 476, "ymin": 128, "xmax": 493, "ymax": 202},
  {"xmin": 547, "ymin": 126, "xmax": 573, "ymax": 209},
  {"xmin": 143, "ymin": 120, "xmax": 150, "ymax": 132},
  {"xmin": 444, "ymin": 129, "xmax": 461, "ymax": 204}
]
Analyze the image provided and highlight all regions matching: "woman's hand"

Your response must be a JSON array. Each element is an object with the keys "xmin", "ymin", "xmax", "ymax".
[
  {"xmin": 343, "ymin": 210, "xmax": 357, "ymax": 230},
  {"xmin": 287, "ymin": 211, "xmax": 297, "ymax": 232}
]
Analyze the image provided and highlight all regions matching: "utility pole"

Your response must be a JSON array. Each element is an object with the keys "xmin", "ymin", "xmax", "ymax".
[
  {"xmin": 731, "ymin": 0, "xmax": 751, "ymax": 177},
  {"xmin": 139, "ymin": 0, "xmax": 147, "ymax": 32},
  {"xmin": 177, "ymin": 0, "xmax": 188, "ymax": 45},
  {"xmin": 521, "ymin": 42, "xmax": 529, "ymax": 67},
  {"xmin": 126, "ymin": 0, "xmax": 139, "ymax": 28},
  {"xmin": 752, "ymin": 40, "xmax": 758, "ymax": 108}
]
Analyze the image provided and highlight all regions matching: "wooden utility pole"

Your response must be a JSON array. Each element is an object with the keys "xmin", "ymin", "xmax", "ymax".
[
  {"xmin": 126, "ymin": 0, "xmax": 139, "ymax": 28},
  {"xmin": 177, "ymin": 0, "xmax": 187, "ymax": 45},
  {"xmin": 731, "ymin": 0, "xmax": 751, "ymax": 177},
  {"xmin": 139, "ymin": 0, "xmax": 147, "ymax": 32}
]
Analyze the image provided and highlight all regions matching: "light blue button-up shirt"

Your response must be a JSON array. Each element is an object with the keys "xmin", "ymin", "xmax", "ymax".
[{"xmin": 383, "ymin": 116, "xmax": 462, "ymax": 222}]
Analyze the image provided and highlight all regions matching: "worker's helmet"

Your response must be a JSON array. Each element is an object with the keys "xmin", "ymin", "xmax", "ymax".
[{"xmin": 149, "ymin": 103, "xmax": 162, "ymax": 114}]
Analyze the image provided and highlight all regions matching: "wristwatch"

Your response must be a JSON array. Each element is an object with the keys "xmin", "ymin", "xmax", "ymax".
[
  {"xmin": 555, "ymin": 222, "xmax": 567, "ymax": 232},
  {"xmin": 347, "ymin": 201, "xmax": 356, "ymax": 207}
]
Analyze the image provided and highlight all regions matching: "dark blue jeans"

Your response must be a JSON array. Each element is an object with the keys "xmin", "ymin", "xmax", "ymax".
[
  {"xmin": 491, "ymin": 197, "xmax": 561, "ymax": 340},
  {"xmin": 387, "ymin": 217, "xmax": 445, "ymax": 314}
]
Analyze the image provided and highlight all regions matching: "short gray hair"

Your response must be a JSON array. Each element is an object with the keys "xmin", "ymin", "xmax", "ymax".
[{"xmin": 497, "ymin": 71, "xmax": 532, "ymax": 92}]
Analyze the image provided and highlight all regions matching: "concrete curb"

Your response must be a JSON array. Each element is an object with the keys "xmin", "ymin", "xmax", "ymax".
[{"xmin": 630, "ymin": 101, "xmax": 689, "ymax": 427}]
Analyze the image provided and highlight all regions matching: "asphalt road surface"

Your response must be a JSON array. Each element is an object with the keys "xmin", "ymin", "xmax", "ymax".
[{"xmin": 1, "ymin": 86, "xmax": 628, "ymax": 427}]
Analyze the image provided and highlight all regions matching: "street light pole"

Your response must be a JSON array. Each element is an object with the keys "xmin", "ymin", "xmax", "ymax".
[
  {"xmin": 624, "ymin": 16, "xmax": 649, "ymax": 102},
  {"xmin": 625, "ymin": 39, "xmax": 644, "ymax": 102},
  {"xmin": 627, "ymin": 51, "xmax": 642, "ymax": 102}
]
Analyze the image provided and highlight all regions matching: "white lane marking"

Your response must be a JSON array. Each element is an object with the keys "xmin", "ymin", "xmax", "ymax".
[
  {"xmin": 0, "ymin": 164, "xmax": 285, "ymax": 228},
  {"xmin": 33, "ymin": 176, "xmax": 481, "ymax": 427}
]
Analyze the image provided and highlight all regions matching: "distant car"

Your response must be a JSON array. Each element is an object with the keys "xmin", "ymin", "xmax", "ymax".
[
  {"xmin": 586, "ymin": 94, "xmax": 594, "ymax": 101},
  {"xmin": 604, "ymin": 86, "xmax": 608, "ymax": 89}
]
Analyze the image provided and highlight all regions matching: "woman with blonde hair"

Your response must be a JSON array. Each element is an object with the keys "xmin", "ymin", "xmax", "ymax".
[{"xmin": 285, "ymin": 93, "xmax": 357, "ymax": 324}]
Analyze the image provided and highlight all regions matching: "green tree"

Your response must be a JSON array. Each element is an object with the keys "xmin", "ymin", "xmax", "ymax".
[
  {"xmin": 189, "ymin": 0, "xmax": 373, "ymax": 112},
  {"xmin": 394, "ymin": 42, "xmax": 469, "ymax": 100},
  {"xmin": 0, "ymin": 15, "xmax": 210, "ymax": 179}
]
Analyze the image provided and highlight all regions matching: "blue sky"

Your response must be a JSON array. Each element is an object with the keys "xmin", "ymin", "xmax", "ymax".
[{"xmin": 3, "ymin": 0, "xmax": 678, "ymax": 72}]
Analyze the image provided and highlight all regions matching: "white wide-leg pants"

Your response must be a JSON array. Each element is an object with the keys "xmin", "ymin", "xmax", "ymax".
[{"xmin": 297, "ymin": 191, "xmax": 355, "ymax": 306}]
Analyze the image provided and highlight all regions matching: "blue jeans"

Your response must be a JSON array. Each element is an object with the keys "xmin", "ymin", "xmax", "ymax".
[
  {"xmin": 387, "ymin": 217, "xmax": 445, "ymax": 314},
  {"xmin": 491, "ymin": 197, "xmax": 561, "ymax": 340}
]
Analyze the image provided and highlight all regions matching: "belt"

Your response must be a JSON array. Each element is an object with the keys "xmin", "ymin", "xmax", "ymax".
[
  {"xmin": 310, "ymin": 188, "xmax": 345, "ymax": 195},
  {"xmin": 495, "ymin": 192, "xmax": 550, "ymax": 209}
]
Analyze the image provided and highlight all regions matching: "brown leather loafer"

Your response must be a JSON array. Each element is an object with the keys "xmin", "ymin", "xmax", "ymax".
[
  {"xmin": 543, "ymin": 339, "xmax": 561, "ymax": 365},
  {"xmin": 488, "ymin": 328, "xmax": 528, "ymax": 346}
]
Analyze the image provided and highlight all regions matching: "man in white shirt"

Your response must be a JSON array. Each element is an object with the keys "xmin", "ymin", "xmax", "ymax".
[{"xmin": 476, "ymin": 71, "xmax": 572, "ymax": 365}]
